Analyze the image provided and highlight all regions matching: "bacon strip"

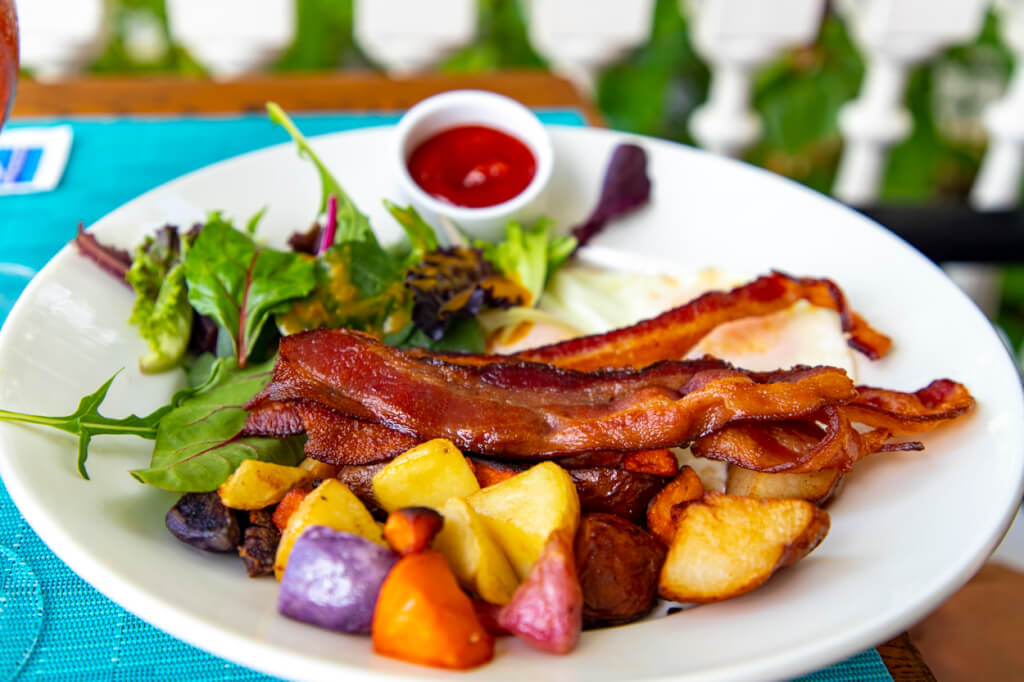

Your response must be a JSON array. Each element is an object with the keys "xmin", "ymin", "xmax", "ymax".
[
  {"xmin": 845, "ymin": 379, "xmax": 974, "ymax": 433},
  {"xmin": 691, "ymin": 406, "xmax": 924, "ymax": 474},
  {"xmin": 241, "ymin": 398, "xmax": 304, "ymax": 437},
  {"xmin": 412, "ymin": 271, "xmax": 890, "ymax": 371},
  {"xmin": 301, "ymin": 403, "xmax": 418, "ymax": 465},
  {"xmin": 263, "ymin": 329, "xmax": 857, "ymax": 458}
]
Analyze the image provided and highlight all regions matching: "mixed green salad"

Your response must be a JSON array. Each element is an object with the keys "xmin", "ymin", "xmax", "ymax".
[{"xmin": 0, "ymin": 103, "xmax": 650, "ymax": 495}]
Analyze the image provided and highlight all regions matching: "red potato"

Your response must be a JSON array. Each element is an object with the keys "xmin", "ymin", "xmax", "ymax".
[
  {"xmin": 575, "ymin": 513, "xmax": 666, "ymax": 626},
  {"xmin": 497, "ymin": 528, "xmax": 583, "ymax": 655}
]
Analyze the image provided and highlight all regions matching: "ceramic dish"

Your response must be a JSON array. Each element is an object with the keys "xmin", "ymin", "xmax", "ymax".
[{"xmin": 1, "ymin": 126, "xmax": 1022, "ymax": 682}]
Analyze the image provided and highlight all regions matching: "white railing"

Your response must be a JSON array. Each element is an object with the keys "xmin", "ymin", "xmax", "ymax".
[{"xmin": 14, "ymin": 0, "xmax": 1024, "ymax": 220}]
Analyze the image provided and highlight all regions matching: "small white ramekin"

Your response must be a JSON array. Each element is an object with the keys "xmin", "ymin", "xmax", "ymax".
[{"xmin": 393, "ymin": 90, "xmax": 554, "ymax": 244}]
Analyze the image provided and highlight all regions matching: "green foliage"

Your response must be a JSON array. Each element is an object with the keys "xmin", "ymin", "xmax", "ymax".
[
  {"xmin": 127, "ymin": 227, "xmax": 193, "ymax": 373},
  {"xmin": 442, "ymin": 0, "xmax": 546, "ymax": 72},
  {"xmin": 131, "ymin": 358, "xmax": 303, "ymax": 491},
  {"xmin": 184, "ymin": 216, "xmax": 317, "ymax": 368}
]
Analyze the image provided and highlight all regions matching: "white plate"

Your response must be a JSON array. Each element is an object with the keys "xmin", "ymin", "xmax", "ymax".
[{"xmin": 1, "ymin": 126, "xmax": 1022, "ymax": 682}]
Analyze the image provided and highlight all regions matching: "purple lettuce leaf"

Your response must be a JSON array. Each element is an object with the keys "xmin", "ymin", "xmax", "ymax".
[{"xmin": 571, "ymin": 144, "xmax": 651, "ymax": 249}]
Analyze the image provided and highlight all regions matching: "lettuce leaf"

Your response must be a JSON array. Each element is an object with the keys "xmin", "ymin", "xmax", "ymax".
[
  {"xmin": 478, "ymin": 218, "xmax": 576, "ymax": 307},
  {"xmin": 126, "ymin": 226, "xmax": 193, "ymax": 373}
]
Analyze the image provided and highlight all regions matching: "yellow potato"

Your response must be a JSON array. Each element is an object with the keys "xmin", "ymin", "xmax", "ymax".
[
  {"xmin": 467, "ymin": 461, "xmax": 580, "ymax": 580},
  {"xmin": 434, "ymin": 497, "xmax": 520, "ymax": 606},
  {"xmin": 726, "ymin": 466, "xmax": 844, "ymax": 505},
  {"xmin": 273, "ymin": 479, "xmax": 385, "ymax": 580},
  {"xmin": 217, "ymin": 459, "xmax": 312, "ymax": 511},
  {"xmin": 371, "ymin": 439, "xmax": 479, "ymax": 512},
  {"xmin": 659, "ymin": 492, "xmax": 829, "ymax": 603},
  {"xmin": 298, "ymin": 457, "xmax": 341, "ymax": 480}
]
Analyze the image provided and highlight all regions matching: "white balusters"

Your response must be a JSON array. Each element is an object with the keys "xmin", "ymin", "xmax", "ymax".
[
  {"xmin": 971, "ymin": 0, "xmax": 1024, "ymax": 210},
  {"xmin": 165, "ymin": 0, "xmax": 296, "ymax": 79},
  {"xmin": 524, "ymin": 0, "xmax": 655, "ymax": 95},
  {"xmin": 832, "ymin": 0, "xmax": 989, "ymax": 205},
  {"xmin": 684, "ymin": 0, "xmax": 825, "ymax": 158},
  {"xmin": 15, "ymin": 0, "xmax": 108, "ymax": 80},
  {"xmin": 353, "ymin": 0, "xmax": 477, "ymax": 74}
]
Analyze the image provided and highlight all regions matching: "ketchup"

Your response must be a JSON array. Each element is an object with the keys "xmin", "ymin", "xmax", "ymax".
[{"xmin": 408, "ymin": 125, "xmax": 536, "ymax": 208}]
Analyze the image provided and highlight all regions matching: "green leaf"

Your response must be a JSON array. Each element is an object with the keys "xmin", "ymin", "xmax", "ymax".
[
  {"xmin": 246, "ymin": 206, "xmax": 268, "ymax": 235},
  {"xmin": 477, "ymin": 218, "xmax": 574, "ymax": 307},
  {"xmin": 383, "ymin": 200, "xmax": 440, "ymax": 266},
  {"xmin": 184, "ymin": 219, "xmax": 316, "ymax": 368},
  {"xmin": 131, "ymin": 358, "xmax": 303, "ymax": 492},
  {"xmin": 266, "ymin": 101, "xmax": 375, "ymax": 246},
  {"xmin": 0, "ymin": 365, "xmax": 216, "ymax": 480},
  {"xmin": 126, "ymin": 227, "xmax": 194, "ymax": 373}
]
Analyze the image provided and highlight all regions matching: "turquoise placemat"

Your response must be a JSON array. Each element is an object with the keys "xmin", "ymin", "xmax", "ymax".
[{"xmin": 0, "ymin": 111, "xmax": 892, "ymax": 681}]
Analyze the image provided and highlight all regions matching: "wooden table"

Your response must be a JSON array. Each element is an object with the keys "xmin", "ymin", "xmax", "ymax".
[{"xmin": 8, "ymin": 70, "xmax": 931, "ymax": 681}]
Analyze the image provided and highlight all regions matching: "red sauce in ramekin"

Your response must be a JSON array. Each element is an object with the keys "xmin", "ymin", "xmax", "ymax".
[{"xmin": 407, "ymin": 125, "xmax": 536, "ymax": 208}]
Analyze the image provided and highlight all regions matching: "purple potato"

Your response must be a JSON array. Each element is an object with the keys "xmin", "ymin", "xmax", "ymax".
[
  {"xmin": 165, "ymin": 492, "xmax": 241, "ymax": 553},
  {"xmin": 278, "ymin": 526, "xmax": 398, "ymax": 633}
]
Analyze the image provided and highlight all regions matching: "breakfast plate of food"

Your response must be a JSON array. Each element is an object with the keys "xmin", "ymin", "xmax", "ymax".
[{"xmin": 0, "ymin": 94, "xmax": 1021, "ymax": 681}]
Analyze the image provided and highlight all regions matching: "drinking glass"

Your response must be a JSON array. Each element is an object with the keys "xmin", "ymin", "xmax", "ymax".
[{"xmin": 0, "ymin": 0, "xmax": 15, "ymax": 127}]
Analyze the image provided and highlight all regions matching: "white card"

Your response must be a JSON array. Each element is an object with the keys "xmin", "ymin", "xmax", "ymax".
[{"xmin": 0, "ymin": 125, "xmax": 74, "ymax": 195}]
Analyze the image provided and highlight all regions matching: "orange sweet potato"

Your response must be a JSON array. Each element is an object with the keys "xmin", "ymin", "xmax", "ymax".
[
  {"xmin": 622, "ymin": 449, "xmax": 679, "ymax": 477},
  {"xmin": 372, "ymin": 551, "xmax": 494, "ymax": 669},
  {"xmin": 384, "ymin": 507, "xmax": 444, "ymax": 556},
  {"xmin": 646, "ymin": 466, "xmax": 704, "ymax": 546},
  {"xmin": 272, "ymin": 486, "xmax": 312, "ymax": 532}
]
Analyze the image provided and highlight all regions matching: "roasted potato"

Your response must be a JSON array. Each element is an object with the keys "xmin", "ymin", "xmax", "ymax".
[
  {"xmin": 646, "ymin": 466, "xmax": 704, "ymax": 545},
  {"xmin": 658, "ymin": 493, "xmax": 830, "ymax": 603},
  {"xmin": 726, "ymin": 466, "xmax": 844, "ymax": 505},
  {"xmin": 372, "ymin": 439, "xmax": 480, "ymax": 512},
  {"xmin": 574, "ymin": 513, "xmax": 666, "ymax": 626},
  {"xmin": 273, "ymin": 479, "xmax": 385, "ymax": 579},
  {"xmin": 497, "ymin": 528, "xmax": 582, "ymax": 654},
  {"xmin": 217, "ymin": 460, "xmax": 313, "ymax": 510},
  {"xmin": 467, "ymin": 462, "xmax": 580, "ymax": 579},
  {"xmin": 569, "ymin": 467, "xmax": 666, "ymax": 525},
  {"xmin": 622, "ymin": 449, "xmax": 679, "ymax": 477},
  {"xmin": 434, "ymin": 497, "xmax": 520, "ymax": 605},
  {"xmin": 297, "ymin": 457, "xmax": 341, "ymax": 480},
  {"xmin": 334, "ymin": 462, "xmax": 387, "ymax": 514}
]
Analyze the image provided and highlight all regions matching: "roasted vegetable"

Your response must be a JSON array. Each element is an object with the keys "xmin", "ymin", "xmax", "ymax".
[
  {"xmin": 334, "ymin": 462, "xmax": 387, "ymax": 514},
  {"xmin": 467, "ymin": 462, "xmax": 580, "ymax": 579},
  {"xmin": 497, "ymin": 529, "xmax": 582, "ymax": 654},
  {"xmin": 574, "ymin": 513, "xmax": 666, "ymax": 626},
  {"xmin": 217, "ymin": 459, "xmax": 313, "ymax": 510},
  {"xmin": 383, "ymin": 507, "xmax": 444, "ymax": 556},
  {"xmin": 239, "ymin": 525, "xmax": 280, "ymax": 578},
  {"xmin": 646, "ymin": 466, "xmax": 704, "ymax": 546},
  {"xmin": 272, "ymin": 486, "xmax": 310, "ymax": 532},
  {"xmin": 274, "ymin": 479, "xmax": 384, "ymax": 579},
  {"xmin": 726, "ymin": 466, "xmax": 844, "ymax": 505},
  {"xmin": 570, "ymin": 467, "xmax": 666, "ymax": 525},
  {"xmin": 434, "ymin": 497, "xmax": 520, "ymax": 606},
  {"xmin": 165, "ymin": 492, "xmax": 241, "ymax": 553},
  {"xmin": 622, "ymin": 449, "xmax": 678, "ymax": 477},
  {"xmin": 373, "ymin": 551, "xmax": 494, "ymax": 669},
  {"xmin": 371, "ymin": 439, "xmax": 480, "ymax": 513},
  {"xmin": 278, "ymin": 527, "xmax": 398, "ymax": 633},
  {"xmin": 658, "ymin": 493, "xmax": 830, "ymax": 603}
]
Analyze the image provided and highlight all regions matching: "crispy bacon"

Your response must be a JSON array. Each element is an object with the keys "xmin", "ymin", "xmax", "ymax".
[
  {"xmin": 263, "ymin": 329, "xmax": 857, "ymax": 458},
  {"xmin": 301, "ymin": 403, "xmax": 418, "ymax": 465},
  {"xmin": 691, "ymin": 406, "xmax": 924, "ymax": 474},
  {"xmin": 241, "ymin": 398, "xmax": 304, "ymax": 437},
  {"xmin": 413, "ymin": 271, "xmax": 890, "ymax": 371},
  {"xmin": 845, "ymin": 379, "xmax": 974, "ymax": 433}
]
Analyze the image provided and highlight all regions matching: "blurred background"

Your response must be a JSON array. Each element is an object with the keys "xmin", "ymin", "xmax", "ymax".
[{"xmin": 10, "ymin": 0, "xmax": 1024, "ymax": 363}]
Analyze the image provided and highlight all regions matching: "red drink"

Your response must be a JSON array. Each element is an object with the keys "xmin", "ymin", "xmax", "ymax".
[{"xmin": 0, "ymin": 0, "xmax": 17, "ymax": 129}]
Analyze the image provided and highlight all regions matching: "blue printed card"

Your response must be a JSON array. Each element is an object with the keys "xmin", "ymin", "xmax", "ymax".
[{"xmin": 0, "ymin": 124, "xmax": 73, "ymax": 194}]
